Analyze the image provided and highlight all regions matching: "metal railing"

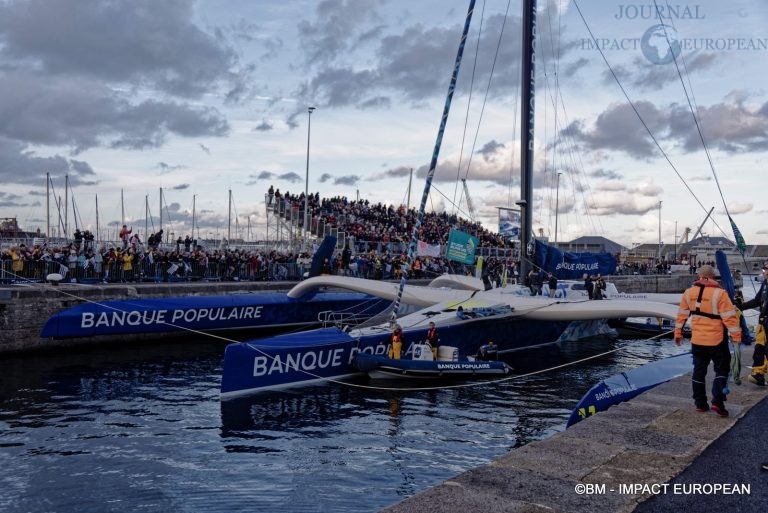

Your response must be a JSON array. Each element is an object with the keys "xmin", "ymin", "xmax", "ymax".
[{"xmin": 0, "ymin": 259, "xmax": 309, "ymax": 284}]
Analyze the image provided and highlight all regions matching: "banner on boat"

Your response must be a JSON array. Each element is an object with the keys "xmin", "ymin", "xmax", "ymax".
[
  {"xmin": 498, "ymin": 207, "xmax": 520, "ymax": 240},
  {"xmin": 446, "ymin": 229, "xmax": 479, "ymax": 265},
  {"xmin": 39, "ymin": 293, "xmax": 385, "ymax": 338},
  {"xmin": 534, "ymin": 240, "xmax": 617, "ymax": 279}
]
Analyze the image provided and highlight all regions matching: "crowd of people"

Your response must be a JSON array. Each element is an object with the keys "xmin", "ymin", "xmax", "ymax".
[
  {"xmin": 268, "ymin": 186, "xmax": 510, "ymax": 250},
  {"xmin": 1, "ymin": 192, "xmax": 519, "ymax": 284}
]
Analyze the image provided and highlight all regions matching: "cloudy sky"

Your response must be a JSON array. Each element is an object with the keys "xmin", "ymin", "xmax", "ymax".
[{"xmin": 1, "ymin": 0, "xmax": 767, "ymax": 248}]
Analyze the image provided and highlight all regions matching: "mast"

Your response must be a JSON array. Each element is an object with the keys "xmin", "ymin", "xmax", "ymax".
[
  {"xmin": 144, "ymin": 195, "xmax": 149, "ymax": 243},
  {"xmin": 159, "ymin": 187, "xmax": 163, "ymax": 242},
  {"xmin": 192, "ymin": 194, "xmax": 196, "ymax": 240},
  {"xmin": 95, "ymin": 194, "xmax": 100, "ymax": 244},
  {"xmin": 64, "ymin": 174, "xmax": 69, "ymax": 239},
  {"xmin": 406, "ymin": 168, "xmax": 413, "ymax": 210},
  {"xmin": 46, "ymin": 173, "xmax": 50, "ymax": 240},
  {"xmin": 72, "ymin": 194, "xmax": 79, "ymax": 231},
  {"xmin": 121, "ymin": 189, "xmax": 125, "ymax": 226},
  {"xmin": 228, "ymin": 189, "xmax": 232, "ymax": 242},
  {"xmin": 390, "ymin": 0, "xmax": 476, "ymax": 323},
  {"xmin": 519, "ymin": 0, "xmax": 537, "ymax": 278}
]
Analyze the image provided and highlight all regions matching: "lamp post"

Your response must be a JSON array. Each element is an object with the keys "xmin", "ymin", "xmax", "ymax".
[
  {"xmin": 674, "ymin": 220, "xmax": 677, "ymax": 262},
  {"xmin": 658, "ymin": 200, "xmax": 662, "ymax": 261},
  {"xmin": 554, "ymin": 171, "xmax": 562, "ymax": 244},
  {"xmin": 304, "ymin": 106, "xmax": 316, "ymax": 238}
]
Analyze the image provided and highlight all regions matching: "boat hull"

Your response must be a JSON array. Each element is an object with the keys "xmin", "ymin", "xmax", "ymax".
[
  {"xmin": 221, "ymin": 316, "xmax": 571, "ymax": 398},
  {"xmin": 40, "ymin": 292, "xmax": 389, "ymax": 338},
  {"xmin": 353, "ymin": 353, "xmax": 511, "ymax": 380}
]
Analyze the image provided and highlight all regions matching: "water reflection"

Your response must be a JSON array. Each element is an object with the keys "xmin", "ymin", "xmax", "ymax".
[{"xmin": 0, "ymin": 336, "xmax": 687, "ymax": 513}]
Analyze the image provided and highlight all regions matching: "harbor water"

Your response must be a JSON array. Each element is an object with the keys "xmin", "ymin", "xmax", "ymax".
[{"xmin": 1, "ymin": 334, "xmax": 688, "ymax": 513}]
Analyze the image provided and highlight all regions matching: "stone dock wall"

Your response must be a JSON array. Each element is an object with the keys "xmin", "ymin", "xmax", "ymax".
[{"xmin": 0, "ymin": 275, "xmax": 694, "ymax": 355}]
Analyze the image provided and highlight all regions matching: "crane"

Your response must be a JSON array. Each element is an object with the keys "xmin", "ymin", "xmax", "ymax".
[{"xmin": 460, "ymin": 179, "xmax": 477, "ymax": 223}]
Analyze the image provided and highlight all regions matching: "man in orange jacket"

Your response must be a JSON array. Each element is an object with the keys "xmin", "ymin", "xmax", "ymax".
[{"xmin": 675, "ymin": 264, "xmax": 742, "ymax": 417}]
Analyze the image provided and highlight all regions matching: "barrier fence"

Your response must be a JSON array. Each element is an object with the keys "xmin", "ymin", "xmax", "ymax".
[{"xmin": 0, "ymin": 257, "xmax": 480, "ymax": 285}]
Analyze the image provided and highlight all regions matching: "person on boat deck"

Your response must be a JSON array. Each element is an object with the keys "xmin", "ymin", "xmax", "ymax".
[
  {"xmin": 456, "ymin": 306, "xmax": 475, "ymax": 319},
  {"xmin": 594, "ymin": 274, "xmax": 606, "ymax": 300},
  {"xmin": 389, "ymin": 324, "xmax": 404, "ymax": 360},
  {"xmin": 547, "ymin": 273, "xmax": 558, "ymax": 298},
  {"xmin": 737, "ymin": 261, "xmax": 768, "ymax": 387},
  {"xmin": 583, "ymin": 274, "xmax": 594, "ymax": 300},
  {"xmin": 675, "ymin": 264, "xmax": 742, "ymax": 417},
  {"xmin": 426, "ymin": 321, "xmax": 439, "ymax": 359},
  {"xmin": 476, "ymin": 340, "xmax": 498, "ymax": 361}
]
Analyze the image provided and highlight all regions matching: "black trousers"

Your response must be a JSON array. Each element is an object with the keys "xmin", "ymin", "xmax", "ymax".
[{"xmin": 691, "ymin": 339, "xmax": 731, "ymax": 406}]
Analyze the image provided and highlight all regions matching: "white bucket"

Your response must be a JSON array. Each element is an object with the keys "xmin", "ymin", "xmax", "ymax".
[
  {"xmin": 437, "ymin": 346, "xmax": 458, "ymax": 361},
  {"xmin": 412, "ymin": 343, "xmax": 434, "ymax": 361}
]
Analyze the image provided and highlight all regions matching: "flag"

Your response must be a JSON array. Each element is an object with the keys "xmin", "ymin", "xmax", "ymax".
[
  {"xmin": 416, "ymin": 240, "xmax": 441, "ymax": 257},
  {"xmin": 59, "ymin": 263, "xmax": 69, "ymax": 277},
  {"xmin": 728, "ymin": 215, "xmax": 747, "ymax": 254},
  {"xmin": 168, "ymin": 263, "xmax": 179, "ymax": 275}
]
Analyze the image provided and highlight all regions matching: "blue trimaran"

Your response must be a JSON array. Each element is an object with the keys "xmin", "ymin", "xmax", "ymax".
[{"xmin": 220, "ymin": 0, "xmax": 678, "ymax": 398}]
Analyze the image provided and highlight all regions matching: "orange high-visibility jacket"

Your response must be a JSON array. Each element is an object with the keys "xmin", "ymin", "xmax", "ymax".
[{"xmin": 675, "ymin": 279, "xmax": 742, "ymax": 346}]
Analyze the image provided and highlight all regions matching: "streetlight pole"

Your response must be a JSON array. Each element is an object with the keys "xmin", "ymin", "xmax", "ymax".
[
  {"xmin": 674, "ymin": 220, "xmax": 677, "ymax": 263},
  {"xmin": 303, "ymin": 106, "xmax": 316, "ymax": 238},
  {"xmin": 658, "ymin": 200, "xmax": 662, "ymax": 261},
  {"xmin": 554, "ymin": 171, "xmax": 562, "ymax": 244}
]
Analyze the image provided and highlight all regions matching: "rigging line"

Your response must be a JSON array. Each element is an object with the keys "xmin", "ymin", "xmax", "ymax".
[
  {"xmin": 458, "ymin": 0, "xmax": 513, "ymax": 188},
  {"xmin": 429, "ymin": 183, "xmax": 474, "ymax": 223},
  {"xmin": 390, "ymin": 0, "xmax": 477, "ymax": 325},
  {"xmin": 654, "ymin": 0, "xmax": 727, "ymax": 209},
  {"xmin": 571, "ymin": 0, "xmax": 729, "ymax": 237},
  {"xmin": 654, "ymin": 1, "xmax": 736, "ymax": 242},
  {"xmin": 15, "ymin": 282, "xmax": 366, "ymax": 389},
  {"xmin": 505, "ymin": 2, "xmax": 521, "ymax": 208},
  {"xmin": 546, "ymin": 87, "xmax": 601, "ymax": 235},
  {"xmin": 452, "ymin": 0, "xmax": 486, "ymax": 216},
  {"xmin": 653, "ymin": 0, "xmax": 731, "ymax": 210},
  {"xmin": 328, "ymin": 343, "xmax": 640, "ymax": 393},
  {"xmin": 655, "ymin": 0, "xmax": 753, "ymax": 281}
]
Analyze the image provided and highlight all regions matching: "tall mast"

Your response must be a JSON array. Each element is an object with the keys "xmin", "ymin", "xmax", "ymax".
[
  {"xmin": 144, "ymin": 195, "xmax": 149, "ymax": 243},
  {"xmin": 46, "ymin": 172, "xmax": 50, "ymax": 240},
  {"xmin": 192, "ymin": 194, "xmax": 196, "ymax": 240},
  {"xmin": 64, "ymin": 174, "xmax": 69, "ymax": 239},
  {"xmin": 390, "ymin": 0, "xmax": 476, "ymax": 323},
  {"xmin": 228, "ymin": 189, "xmax": 232, "ymax": 242},
  {"xmin": 95, "ymin": 194, "xmax": 100, "ymax": 243},
  {"xmin": 159, "ymin": 187, "xmax": 163, "ymax": 242},
  {"xmin": 519, "ymin": 0, "xmax": 537, "ymax": 278},
  {"xmin": 72, "ymin": 194, "xmax": 79, "ymax": 231},
  {"xmin": 121, "ymin": 189, "xmax": 125, "ymax": 226},
  {"xmin": 406, "ymin": 168, "xmax": 413, "ymax": 209}
]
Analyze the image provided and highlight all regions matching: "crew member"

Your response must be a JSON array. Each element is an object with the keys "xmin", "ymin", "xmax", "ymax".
[
  {"xmin": 389, "ymin": 324, "xmax": 404, "ymax": 359},
  {"xmin": 674, "ymin": 264, "xmax": 742, "ymax": 416},
  {"xmin": 425, "ymin": 321, "xmax": 439, "ymax": 359},
  {"xmin": 547, "ymin": 272, "xmax": 558, "ymax": 298},
  {"xmin": 476, "ymin": 340, "xmax": 498, "ymax": 361},
  {"xmin": 738, "ymin": 262, "xmax": 768, "ymax": 387}
]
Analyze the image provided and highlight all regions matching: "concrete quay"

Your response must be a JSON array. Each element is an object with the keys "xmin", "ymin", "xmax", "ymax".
[{"xmin": 380, "ymin": 371, "xmax": 767, "ymax": 513}]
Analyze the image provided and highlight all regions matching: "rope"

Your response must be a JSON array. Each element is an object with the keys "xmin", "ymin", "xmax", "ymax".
[{"xmin": 572, "ymin": 0, "xmax": 730, "ymax": 239}]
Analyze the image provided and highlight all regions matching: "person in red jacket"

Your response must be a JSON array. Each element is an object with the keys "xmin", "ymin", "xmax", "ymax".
[
  {"xmin": 675, "ymin": 264, "xmax": 742, "ymax": 417},
  {"xmin": 119, "ymin": 225, "xmax": 132, "ymax": 250}
]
